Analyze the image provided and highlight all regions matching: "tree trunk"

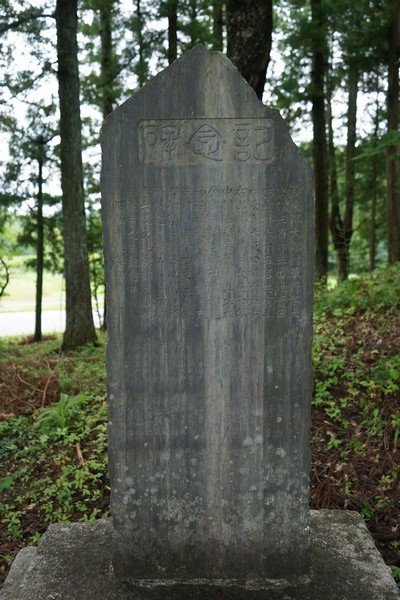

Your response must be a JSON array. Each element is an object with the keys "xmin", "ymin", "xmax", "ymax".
[
  {"xmin": 167, "ymin": 0, "xmax": 178, "ymax": 63},
  {"xmin": 327, "ymin": 91, "xmax": 344, "ymax": 281},
  {"xmin": 188, "ymin": 0, "xmax": 197, "ymax": 49},
  {"xmin": 328, "ymin": 65, "xmax": 358, "ymax": 281},
  {"xmin": 370, "ymin": 156, "xmax": 377, "ymax": 271},
  {"xmin": 99, "ymin": 0, "xmax": 114, "ymax": 118},
  {"xmin": 56, "ymin": 0, "xmax": 97, "ymax": 350},
  {"xmin": 212, "ymin": 0, "xmax": 223, "ymax": 51},
  {"xmin": 34, "ymin": 154, "xmax": 44, "ymax": 342},
  {"xmin": 327, "ymin": 39, "xmax": 344, "ymax": 280},
  {"xmin": 102, "ymin": 292, "xmax": 107, "ymax": 331},
  {"xmin": 341, "ymin": 65, "xmax": 359, "ymax": 280},
  {"xmin": 136, "ymin": 0, "xmax": 146, "ymax": 87},
  {"xmin": 387, "ymin": 0, "xmax": 400, "ymax": 263},
  {"xmin": 99, "ymin": 0, "xmax": 115, "ymax": 331},
  {"xmin": 311, "ymin": 0, "xmax": 328, "ymax": 280},
  {"xmin": 226, "ymin": 0, "xmax": 273, "ymax": 99},
  {"xmin": 370, "ymin": 95, "xmax": 380, "ymax": 271},
  {"xmin": 0, "ymin": 257, "xmax": 10, "ymax": 298}
]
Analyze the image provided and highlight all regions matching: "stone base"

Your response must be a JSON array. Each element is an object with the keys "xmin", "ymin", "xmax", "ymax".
[{"xmin": 1, "ymin": 511, "xmax": 398, "ymax": 600}]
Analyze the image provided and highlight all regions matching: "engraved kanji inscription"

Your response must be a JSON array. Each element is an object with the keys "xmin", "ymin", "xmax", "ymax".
[
  {"xmin": 189, "ymin": 124, "xmax": 223, "ymax": 160},
  {"xmin": 138, "ymin": 118, "xmax": 274, "ymax": 165},
  {"xmin": 233, "ymin": 123, "xmax": 251, "ymax": 161},
  {"xmin": 160, "ymin": 124, "xmax": 179, "ymax": 159}
]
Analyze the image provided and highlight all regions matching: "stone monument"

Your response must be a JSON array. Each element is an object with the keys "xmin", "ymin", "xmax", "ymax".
[
  {"xmin": 1, "ymin": 46, "xmax": 399, "ymax": 600},
  {"xmin": 101, "ymin": 43, "xmax": 313, "ymax": 582}
]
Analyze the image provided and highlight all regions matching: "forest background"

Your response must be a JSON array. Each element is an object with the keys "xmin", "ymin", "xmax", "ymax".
[
  {"xmin": 0, "ymin": 0, "xmax": 399, "ymax": 345},
  {"xmin": 0, "ymin": 0, "xmax": 399, "ymax": 589}
]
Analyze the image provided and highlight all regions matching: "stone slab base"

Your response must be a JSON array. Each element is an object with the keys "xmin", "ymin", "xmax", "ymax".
[{"xmin": 1, "ymin": 510, "xmax": 399, "ymax": 600}]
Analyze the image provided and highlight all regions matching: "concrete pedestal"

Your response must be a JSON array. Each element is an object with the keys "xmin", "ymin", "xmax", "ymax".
[{"xmin": 1, "ymin": 511, "xmax": 399, "ymax": 600}]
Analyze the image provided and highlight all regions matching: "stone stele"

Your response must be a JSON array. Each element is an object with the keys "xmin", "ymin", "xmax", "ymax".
[
  {"xmin": 101, "ymin": 44, "xmax": 314, "ymax": 581},
  {"xmin": 2, "ymin": 47, "xmax": 399, "ymax": 600}
]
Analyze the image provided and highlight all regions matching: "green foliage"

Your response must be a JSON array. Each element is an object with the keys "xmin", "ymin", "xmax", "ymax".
[
  {"xmin": 312, "ymin": 266, "xmax": 399, "ymax": 581},
  {"xmin": 34, "ymin": 393, "xmax": 87, "ymax": 435},
  {"xmin": 392, "ymin": 566, "xmax": 400, "ymax": 584},
  {"xmin": 179, "ymin": 0, "xmax": 214, "ymax": 51},
  {"xmin": 0, "ymin": 334, "xmax": 109, "ymax": 581},
  {"xmin": 0, "ymin": 476, "xmax": 14, "ymax": 491},
  {"xmin": 314, "ymin": 264, "xmax": 400, "ymax": 316}
]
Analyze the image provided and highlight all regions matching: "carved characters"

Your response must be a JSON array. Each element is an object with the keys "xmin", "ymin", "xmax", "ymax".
[
  {"xmin": 160, "ymin": 124, "xmax": 179, "ymax": 159},
  {"xmin": 189, "ymin": 124, "xmax": 223, "ymax": 160},
  {"xmin": 233, "ymin": 123, "xmax": 273, "ymax": 161},
  {"xmin": 138, "ymin": 119, "xmax": 275, "ymax": 165},
  {"xmin": 233, "ymin": 123, "xmax": 251, "ymax": 161}
]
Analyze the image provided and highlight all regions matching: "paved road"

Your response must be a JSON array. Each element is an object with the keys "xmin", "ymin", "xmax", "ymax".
[{"xmin": 0, "ymin": 310, "xmax": 102, "ymax": 337}]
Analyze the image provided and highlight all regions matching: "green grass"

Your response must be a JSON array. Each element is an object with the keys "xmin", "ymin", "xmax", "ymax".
[
  {"xmin": 315, "ymin": 264, "xmax": 400, "ymax": 316},
  {"xmin": 0, "ymin": 256, "xmax": 64, "ymax": 311},
  {"xmin": 0, "ymin": 256, "xmax": 104, "ymax": 313}
]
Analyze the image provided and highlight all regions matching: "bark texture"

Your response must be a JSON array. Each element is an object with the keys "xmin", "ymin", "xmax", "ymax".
[
  {"xmin": 311, "ymin": 0, "xmax": 328, "ymax": 280},
  {"xmin": 370, "ymin": 97, "xmax": 380, "ymax": 272},
  {"xmin": 327, "ymin": 94, "xmax": 341, "ymax": 278},
  {"xmin": 99, "ymin": 0, "xmax": 116, "ymax": 331},
  {"xmin": 167, "ymin": 0, "xmax": 178, "ymax": 63},
  {"xmin": 99, "ymin": 0, "xmax": 114, "ymax": 118},
  {"xmin": 188, "ymin": 0, "xmax": 198, "ymax": 48},
  {"xmin": 226, "ymin": 0, "xmax": 272, "ymax": 99},
  {"xmin": 136, "ymin": 0, "xmax": 146, "ymax": 87},
  {"xmin": 34, "ymin": 151, "xmax": 44, "ymax": 342},
  {"xmin": 387, "ymin": 0, "xmax": 400, "ymax": 263},
  {"xmin": 212, "ymin": 0, "xmax": 223, "ymax": 51},
  {"xmin": 329, "ymin": 66, "xmax": 359, "ymax": 281},
  {"xmin": 341, "ymin": 66, "xmax": 359, "ymax": 280},
  {"xmin": 370, "ymin": 157, "xmax": 377, "ymax": 271},
  {"xmin": 56, "ymin": 0, "xmax": 96, "ymax": 350}
]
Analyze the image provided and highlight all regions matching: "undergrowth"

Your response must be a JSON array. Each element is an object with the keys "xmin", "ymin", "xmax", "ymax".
[
  {"xmin": 0, "ymin": 265, "xmax": 399, "ymax": 584},
  {"xmin": 311, "ymin": 266, "xmax": 400, "ymax": 582}
]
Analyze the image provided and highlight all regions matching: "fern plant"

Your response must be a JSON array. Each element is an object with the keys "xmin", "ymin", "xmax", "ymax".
[{"xmin": 35, "ymin": 393, "xmax": 86, "ymax": 434}]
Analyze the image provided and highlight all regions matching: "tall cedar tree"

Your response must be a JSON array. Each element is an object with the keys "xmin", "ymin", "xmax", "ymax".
[
  {"xmin": 99, "ymin": 0, "xmax": 117, "ymax": 329},
  {"xmin": 387, "ymin": 0, "xmax": 400, "ymax": 263},
  {"xmin": 311, "ymin": 0, "xmax": 328, "ymax": 280},
  {"xmin": 99, "ymin": 0, "xmax": 115, "ymax": 118},
  {"xmin": 341, "ymin": 65, "xmax": 359, "ymax": 278},
  {"xmin": 135, "ymin": 0, "xmax": 146, "ymax": 87},
  {"xmin": 56, "ymin": 0, "xmax": 97, "ymax": 349},
  {"xmin": 188, "ymin": 0, "xmax": 198, "ymax": 48},
  {"xmin": 167, "ymin": 0, "xmax": 178, "ymax": 63},
  {"xmin": 329, "ymin": 63, "xmax": 359, "ymax": 281},
  {"xmin": 34, "ymin": 137, "xmax": 45, "ymax": 341},
  {"xmin": 212, "ymin": 0, "xmax": 223, "ymax": 51},
  {"xmin": 370, "ymin": 93, "xmax": 380, "ymax": 271},
  {"xmin": 326, "ymin": 65, "xmax": 340, "ymax": 274},
  {"xmin": 226, "ymin": 0, "xmax": 273, "ymax": 99}
]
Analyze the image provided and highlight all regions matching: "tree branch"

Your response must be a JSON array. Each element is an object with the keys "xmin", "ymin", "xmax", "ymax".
[
  {"xmin": 0, "ymin": 256, "xmax": 10, "ymax": 298},
  {"xmin": 0, "ymin": 10, "xmax": 55, "ymax": 36}
]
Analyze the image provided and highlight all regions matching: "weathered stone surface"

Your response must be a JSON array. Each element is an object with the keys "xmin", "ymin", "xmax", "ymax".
[
  {"xmin": 2, "ymin": 512, "xmax": 399, "ymax": 600},
  {"xmin": 101, "ymin": 45, "xmax": 314, "ymax": 580},
  {"xmin": 0, "ymin": 547, "xmax": 37, "ymax": 600}
]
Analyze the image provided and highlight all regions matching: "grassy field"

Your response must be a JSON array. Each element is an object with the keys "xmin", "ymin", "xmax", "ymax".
[
  {"xmin": 0, "ymin": 256, "xmax": 104, "ymax": 313},
  {"xmin": 0, "ymin": 265, "xmax": 399, "ymax": 585},
  {"xmin": 0, "ymin": 256, "xmax": 64, "ymax": 312}
]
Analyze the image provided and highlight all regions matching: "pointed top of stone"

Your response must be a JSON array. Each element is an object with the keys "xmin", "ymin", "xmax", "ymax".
[{"xmin": 102, "ymin": 44, "xmax": 275, "ymax": 138}]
